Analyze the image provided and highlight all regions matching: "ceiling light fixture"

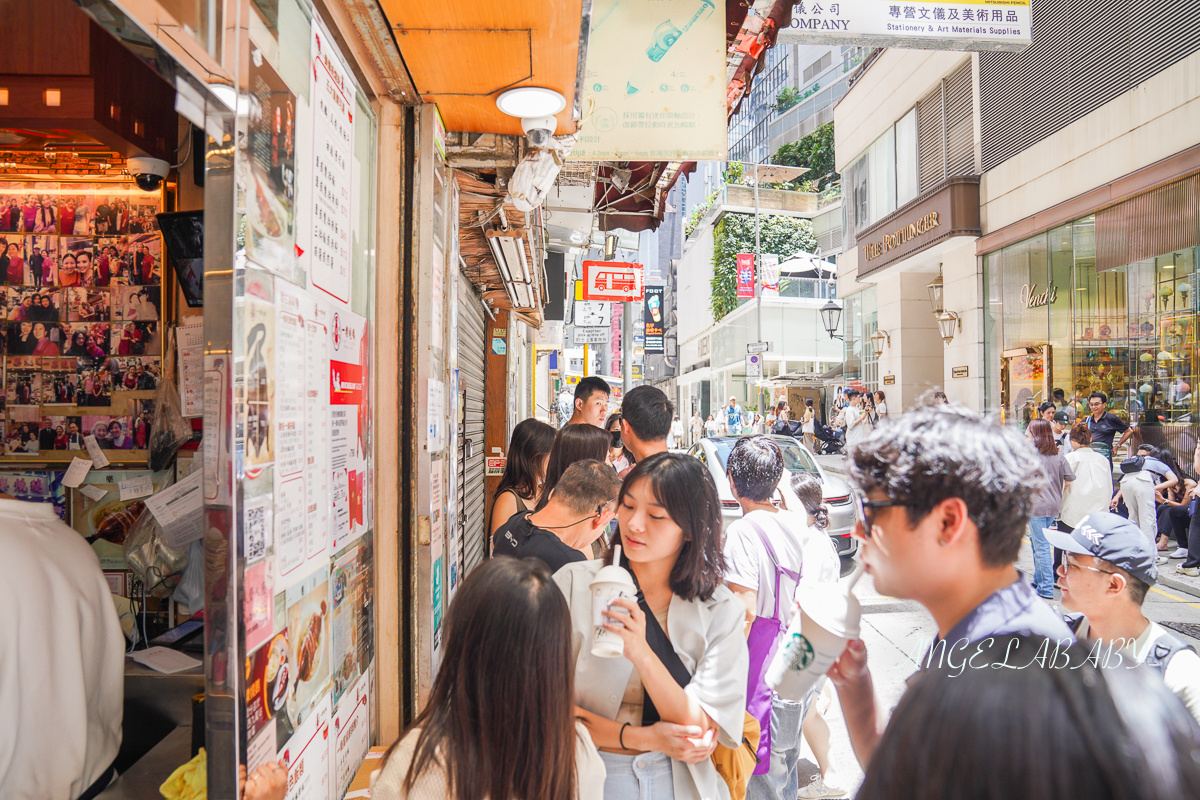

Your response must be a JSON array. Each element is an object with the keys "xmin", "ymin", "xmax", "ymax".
[{"xmin": 495, "ymin": 87, "xmax": 566, "ymax": 118}]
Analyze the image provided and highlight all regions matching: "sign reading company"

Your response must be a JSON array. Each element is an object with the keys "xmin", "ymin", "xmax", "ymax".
[
  {"xmin": 862, "ymin": 212, "xmax": 940, "ymax": 263},
  {"xmin": 582, "ymin": 260, "xmax": 645, "ymax": 302},
  {"xmin": 779, "ymin": 0, "xmax": 1031, "ymax": 52}
]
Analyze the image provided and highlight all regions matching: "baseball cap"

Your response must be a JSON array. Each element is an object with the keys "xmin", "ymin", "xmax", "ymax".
[
  {"xmin": 1053, "ymin": 410, "xmax": 1071, "ymax": 424},
  {"xmin": 1044, "ymin": 512, "xmax": 1158, "ymax": 586}
]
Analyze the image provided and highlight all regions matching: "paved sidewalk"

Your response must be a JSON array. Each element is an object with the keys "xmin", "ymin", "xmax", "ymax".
[{"xmin": 814, "ymin": 453, "xmax": 847, "ymax": 477}]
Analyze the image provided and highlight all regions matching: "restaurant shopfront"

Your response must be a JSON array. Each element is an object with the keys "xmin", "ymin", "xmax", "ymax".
[{"xmin": 982, "ymin": 165, "xmax": 1200, "ymax": 459}]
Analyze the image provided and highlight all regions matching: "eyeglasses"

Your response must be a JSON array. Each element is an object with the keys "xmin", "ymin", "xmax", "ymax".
[
  {"xmin": 851, "ymin": 490, "xmax": 917, "ymax": 538},
  {"xmin": 1061, "ymin": 557, "xmax": 1117, "ymax": 577}
]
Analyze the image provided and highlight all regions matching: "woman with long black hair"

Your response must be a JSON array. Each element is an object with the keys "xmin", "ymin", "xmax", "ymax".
[
  {"xmin": 375, "ymin": 557, "xmax": 605, "ymax": 800},
  {"xmin": 1028, "ymin": 419, "xmax": 1075, "ymax": 600},
  {"xmin": 555, "ymin": 452, "xmax": 748, "ymax": 800},
  {"xmin": 536, "ymin": 423, "xmax": 613, "ymax": 511},
  {"xmin": 490, "ymin": 418, "xmax": 555, "ymax": 536}
]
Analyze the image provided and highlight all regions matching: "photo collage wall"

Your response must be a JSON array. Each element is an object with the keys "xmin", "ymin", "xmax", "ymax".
[{"xmin": 0, "ymin": 181, "xmax": 163, "ymax": 457}]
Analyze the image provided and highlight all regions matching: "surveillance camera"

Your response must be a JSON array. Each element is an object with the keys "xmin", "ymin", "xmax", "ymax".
[
  {"xmin": 127, "ymin": 156, "xmax": 170, "ymax": 192},
  {"xmin": 521, "ymin": 116, "xmax": 556, "ymax": 148}
]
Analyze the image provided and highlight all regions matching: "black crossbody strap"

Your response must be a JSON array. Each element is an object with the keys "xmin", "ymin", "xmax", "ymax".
[{"xmin": 619, "ymin": 552, "xmax": 691, "ymax": 726}]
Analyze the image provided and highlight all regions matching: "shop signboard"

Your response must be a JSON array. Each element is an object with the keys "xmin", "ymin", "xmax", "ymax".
[
  {"xmin": 736, "ymin": 254, "xmax": 755, "ymax": 299},
  {"xmin": 778, "ymin": 0, "xmax": 1032, "ymax": 52},
  {"xmin": 643, "ymin": 285, "xmax": 665, "ymax": 354},
  {"xmin": 582, "ymin": 260, "xmax": 645, "ymax": 301},
  {"xmin": 883, "ymin": 374, "xmax": 896, "ymax": 385},
  {"xmin": 572, "ymin": 0, "xmax": 727, "ymax": 160}
]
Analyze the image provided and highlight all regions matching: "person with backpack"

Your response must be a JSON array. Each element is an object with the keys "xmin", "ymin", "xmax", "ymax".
[
  {"xmin": 1111, "ymin": 443, "xmax": 1177, "ymax": 549},
  {"xmin": 723, "ymin": 437, "xmax": 837, "ymax": 800},
  {"xmin": 1049, "ymin": 512, "xmax": 1200, "ymax": 723}
]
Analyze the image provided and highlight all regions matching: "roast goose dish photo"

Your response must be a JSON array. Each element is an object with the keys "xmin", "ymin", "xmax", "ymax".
[
  {"xmin": 86, "ymin": 500, "xmax": 146, "ymax": 545},
  {"xmin": 296, "ymin": 599, "xmax": 327, "ymax": 684}
]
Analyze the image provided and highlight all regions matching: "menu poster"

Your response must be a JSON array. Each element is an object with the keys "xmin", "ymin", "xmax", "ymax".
[
  {"xmin": 243, "ymin": 282, "xmax": 276, "ymax": 473},
  {"xmin": 308, "ymin": 22, "xmax": 354, "ymax": 305},
  {"xmin": 286, "ymin": 566, "xmax": 331, "ymax": 727},
  {"xmin": 329, "ymin": 310, "xmax": 369, "ymax": 551},
  {"xmin": 245, "ymin": 631, "xmax": 293, "ymax": 743},
  {"xmin": 332, "ymin": 672, "xmax": 370, "ymax": 799},
  {"xmin": 330, "ymin": 543, "xmax": 364, "ymax": 705},
  {"xmin": 304, "ymin": 302, "xmax": 330, "ymax": 560},
  {"xmin": 246, "ymin": 52, "xmax": 298, "ymax": 277},
  {"xmin": 278, "ymin": 693, "xmax": 331, "ymax": 800}
]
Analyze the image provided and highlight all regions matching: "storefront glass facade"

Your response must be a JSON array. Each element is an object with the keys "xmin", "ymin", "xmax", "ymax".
[
  {"xmin": 984, "ymin": 205, "xmax": 1200, "ymax": 457},
  {"xmin": 843, "ymin": 286, "xmax": 878, "ymax": 390}
]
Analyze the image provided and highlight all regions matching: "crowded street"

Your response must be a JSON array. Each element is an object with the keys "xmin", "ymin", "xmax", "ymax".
[{"xmin": 5, "ymin": 0, "xmax": 1200, "ymax": 798}]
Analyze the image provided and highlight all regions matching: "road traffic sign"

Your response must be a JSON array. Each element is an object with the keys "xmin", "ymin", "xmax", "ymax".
[
  {"xmin": 745, "ymin": 353, "xmax": 762, "ymax": 379},
  {"xmin": 573, "ymin": 328, "xmax": 611, "ymax": 345},
  {"xmin": 582, "ymin": 260, "xmax": 645, "ymax": 301},
  {"xmin": 747, "ymin": 342, "xmax": 771, "ymax": 354}
]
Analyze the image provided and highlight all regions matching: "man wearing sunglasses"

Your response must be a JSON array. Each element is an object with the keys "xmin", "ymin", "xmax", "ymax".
[
  {"xmin": 829, "ymin": 403, "xmax": 1075, "ymax": 767},
  {"xmin": 1048, "ymin": 512, "xmax": 1200, "ymax": 723}
]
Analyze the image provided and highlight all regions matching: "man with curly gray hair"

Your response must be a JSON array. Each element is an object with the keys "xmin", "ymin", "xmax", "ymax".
[{"xmin": 826, "ymin": 404, "xmax": 1075, "ymax": 768}]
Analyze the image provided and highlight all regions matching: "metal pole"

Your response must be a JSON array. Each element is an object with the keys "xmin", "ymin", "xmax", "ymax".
[
  {"xmin": 583, "ymin": 343, "xmax": 590, "ymax": 377},
  {"xmin": 623, "ymin": 300, "xmax": 634, "ymax": 391},
  {"xmin": 753, "ymin": 162, "xmax": 762, "ymax": 412}
]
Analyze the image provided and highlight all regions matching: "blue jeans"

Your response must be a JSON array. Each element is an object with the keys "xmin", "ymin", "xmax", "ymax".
[
  {"xmin": 599, "ymin": 750, "xmax": 674, "ymax": 800},
  {"xmin": 745, "ymin": 693, "xmax": 811, "ymax": 800},
  {"xmin": 1029, "ymin": 515, "xmax": 1057, "ymax": 599}
]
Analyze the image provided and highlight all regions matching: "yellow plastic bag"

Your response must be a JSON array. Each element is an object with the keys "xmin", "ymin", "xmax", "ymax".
[{"xmin": 160, "ymin": 747, "xmax": 207, "ymax": 800}]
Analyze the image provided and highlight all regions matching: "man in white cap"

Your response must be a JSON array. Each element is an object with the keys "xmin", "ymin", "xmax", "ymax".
[{"xmin": 1049, "ymin": 511, "xmax": 1200, "ymax": 723}]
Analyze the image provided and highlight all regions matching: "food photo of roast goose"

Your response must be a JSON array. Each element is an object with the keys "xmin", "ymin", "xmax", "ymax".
[
  {"xmin": 85, "ymin": 500, "xmax": 146, "ymax": 545},
  {"xmin": 296, "ymin": 600, "xmax": 327, "ymax": 683}
]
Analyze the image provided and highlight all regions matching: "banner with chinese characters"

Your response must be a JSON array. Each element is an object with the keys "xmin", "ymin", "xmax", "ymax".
[
  {"xmin": 778, "ymin": 0, "xmax": 1032, "ymax": 52},
  {"xmin": 736, "ymin": 254, "xmax": 755, "ymax": 300},
  {"xmin": 572, "ymin": 0, "xmax": 727, "ymax": 160}
]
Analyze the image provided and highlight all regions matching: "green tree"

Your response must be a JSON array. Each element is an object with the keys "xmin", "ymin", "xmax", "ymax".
[
  {"xmin": 772, "ymin": 122, "xmax": 838, "ymax": 190},
  {"xmin": 775, "ymin": 86, "xmax": 801, "ymax": 113},
  {"xmin": 710, "ymin": 213, "xmax": 817, "ymax": 320}
]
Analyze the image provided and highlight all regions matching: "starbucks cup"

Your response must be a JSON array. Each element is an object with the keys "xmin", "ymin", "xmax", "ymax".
[
  {"xmin": 590, "ymin": 545, "xmax": 636, "ymax": 658},
  {"xmin": 766, "ymin": 564, "xmax": 864, "ymax": 701}
]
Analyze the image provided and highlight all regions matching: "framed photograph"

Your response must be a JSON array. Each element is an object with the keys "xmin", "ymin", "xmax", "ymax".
[
  {"xmin": 66, "ymin": 287, "xmax": 110, "ymax": 322},
  {"xmin": 113, "ymin": 285, "xmax": 160, "ymax": 321},
  {"xmin": 42, "ymin": 357, "xmax": 79, "ymax": 405},
  {"xmin": 23, "ymin": 235, "xmax": 57, "ymax": 287},
  {"xmin": 66, "ymin": 322, "xmax": 112, "ymax": 358},
  {"xmin": 0, "ymin": 234, "xmax": 26, "ymax": 284},
  {"xmin": 94, "ymin": 238, "xmax": 123, "ymax": 287},
  {"xmin": 112, "ymin": 357, "xmax": 161, "ymax": 392},
  {"xmin": 111, "ymin": 320, "xmax": 159, "ymax": 356},
  {"xmin": 76, "ymin": 358, "xmax": 113, "ymax": 408},
  {"xmin": 58, "ymin": 237, "xmax": 95, "ymax": 288}
]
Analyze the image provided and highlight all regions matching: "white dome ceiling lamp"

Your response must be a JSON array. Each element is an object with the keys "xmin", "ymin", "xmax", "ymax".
[{"xmin": 496, "ymin": 87, "xmax": 566, "ymax": 147}]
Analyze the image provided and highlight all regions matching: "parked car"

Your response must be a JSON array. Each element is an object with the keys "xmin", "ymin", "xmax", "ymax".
[{"xmin": 686, "ymin": 435, "xmax": 858, "ymax": 558}]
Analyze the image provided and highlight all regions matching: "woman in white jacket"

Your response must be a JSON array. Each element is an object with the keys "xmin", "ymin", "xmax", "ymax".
[{"xmin": 555, "ymin": 452, "xmax": 749, "ymax": 800}]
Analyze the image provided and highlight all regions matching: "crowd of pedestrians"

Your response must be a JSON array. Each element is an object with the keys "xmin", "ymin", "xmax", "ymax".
[{"xmin": 366, "ymin": 384, "xmax": 1200, "ymax": 800}]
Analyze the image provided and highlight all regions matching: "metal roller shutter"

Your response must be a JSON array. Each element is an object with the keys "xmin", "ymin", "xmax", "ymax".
[{"xmin": 457, "ymin": 274, "xmax": 488, "ymax": 577}]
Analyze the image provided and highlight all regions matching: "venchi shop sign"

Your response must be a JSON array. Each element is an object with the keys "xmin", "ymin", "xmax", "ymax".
[
  {"xmin": 856, "ymin": 177, "xmax": 981, "ymax": 278},
  {"xmin": 862, "ymin": 212, "xmax": 940, "ymax": 263}
]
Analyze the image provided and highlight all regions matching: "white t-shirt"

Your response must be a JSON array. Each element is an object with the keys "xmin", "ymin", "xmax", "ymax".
[
  {"xmin": 705, "ymin": 419, "xmax": 718, "ymax": 436},
  {"xmin": 723, "ymin": 509, "xmax": 839, "ymax": 627},
  {"xmin": 1075, "ymin": 618, "xmax": 1200, "ymax": 725},
  {"xmin": 876, "ymin": 401, "xmax": 887, "ymax": 418},
  {"xmin": 1, "ymin": 499, "xmax": 125, "ymax": 799},
  {"xmin": 844, "ymin": 405, "xmax": 866, "ymax": 446}
]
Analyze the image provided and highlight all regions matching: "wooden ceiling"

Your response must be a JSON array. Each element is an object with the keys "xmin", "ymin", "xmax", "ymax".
[{"xmin": 379, "ymin": 0, "xmax": 583, "ymax": 135}]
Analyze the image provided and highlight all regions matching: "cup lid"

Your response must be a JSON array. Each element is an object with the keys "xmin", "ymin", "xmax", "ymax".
[{"xmin": 795, "ymin": 584, "xmax": 861, "ymax": 639}]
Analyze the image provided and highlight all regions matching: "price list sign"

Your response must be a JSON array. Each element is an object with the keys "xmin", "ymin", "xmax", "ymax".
[{"xmin": 310, "ymin": 25, "xmax": 355, "ymax": 305}]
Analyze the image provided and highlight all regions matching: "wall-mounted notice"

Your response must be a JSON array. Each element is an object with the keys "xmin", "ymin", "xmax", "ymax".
[
  {"xmin": 330, "ymin": 310, "xmax": 370, "ymax": 551},
  {"xmin": 244, "ymin": 283, "xmax": 276, "ymax": 474},
  {"xmin": 286, "ymin": 566, "xmax": 332, "ymax": 728},
  {"xmin": 305, "ymin": 302, "xmax": 330, "ymax": 560},
  {"xmin": 178, "ymin": 323, "xmax": 205, "ymax": 418},
  {"xmin": 309, "ymin": 22, "xmax": 355, "ymax": 305},
  {"xmin": 278, "ymin": 693, "xmax": 331, "ymax": 800},
  {"xmin": 333, "ymin": 672, "xmax": 370, "ymax": 799},
  {"xmin": 246, "ymin": 52, "xmax": 298, "ymax": 278}
]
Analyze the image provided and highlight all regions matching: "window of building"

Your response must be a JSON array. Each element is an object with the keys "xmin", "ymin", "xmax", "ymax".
[{"xmin": 843, "ymin": 108, "xmax": 918, "ymax": 246}]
